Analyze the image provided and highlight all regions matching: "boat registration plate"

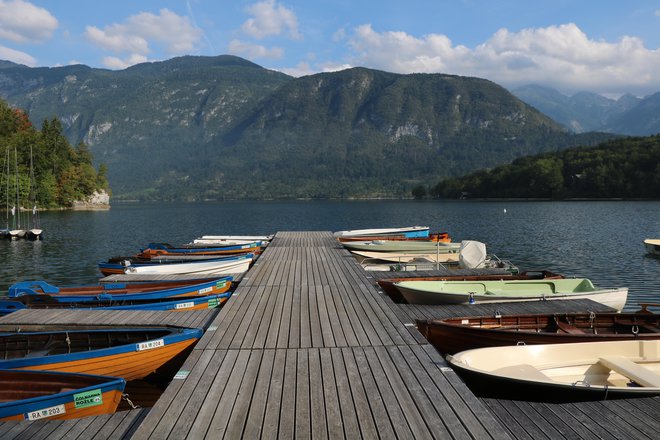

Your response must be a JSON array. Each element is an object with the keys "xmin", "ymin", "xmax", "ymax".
[
  {"xmin": 25, "ymin": 404, "xmax": 66, "ymax": 420},
  {"xmin": 198, "ymin": 287, "xmax": 212, "ymax": 294},
  {"xmin": 175, "ymin": 301, "xmax": 194, "ymax": 309},
  {"xmin": 136, "ymin": 339, "xmax": 165, "ymax": 351}
]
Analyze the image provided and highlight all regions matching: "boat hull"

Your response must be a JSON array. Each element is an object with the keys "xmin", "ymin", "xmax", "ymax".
[
  {"xmin": 393, "ymin": 279, "xmax": 628, "ymax": 311},
  {"xmin": 0, "ymin": 328, "xmax": 202, "ymax": 381},
  {"xmin": 644, "ymin": 239, "xmax": 660, "ymax": 256},
  {"xmin": 9, "ymin": 277, "xmax": 232, "ymax": 303},
  {"xmin": 417, "ymin": 312, "xmax": 660, "ymax": 355},
  {"xmin": 351, "ymin": 250, "xmax": 460, "ymax": 264},
  {"xmin": 0, "ymin": 293, "xmax": 227, "ymax": 314},
  {"xmin": 0, "ymin": 370, "xmax": 125, "ymax": 421},
  {"xmin": 447, "ymin": 339, "xmax": 660, "ymax": 402},
  {"xmin": 125, "ymin": 257, "xmax": 251, "ymax": 275},
  {"xmin": 378, "ymin": 270, "xmax": 563, "ymax": 302},
  {"xmin": 333, "ymin": 226, "xmax": 430, "ymax": 238}
]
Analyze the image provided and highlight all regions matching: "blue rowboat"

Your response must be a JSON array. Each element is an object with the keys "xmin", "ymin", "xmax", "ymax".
[
  {"xmin": 0, "ymin": 327, "xmax": 203, "ymax": 381},
  {"xmin": 0, "ymin": 293, "xmax": 228, "ymax": 314},
  {"xmin": 0, "ymin": 369, "xmax": 125, "ymax": 421},
  {"xmin": 139, "ymin": 241, "xmax": 262, "ymax": 257},
  {"xmin": 8, "ymin": 277, "xmax": 232, "ymax": 303}
]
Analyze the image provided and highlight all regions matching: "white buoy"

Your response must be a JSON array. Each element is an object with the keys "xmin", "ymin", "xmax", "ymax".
[{"xmin": 503, "ymin": 208, "xmax": 507, "ymax": 213}]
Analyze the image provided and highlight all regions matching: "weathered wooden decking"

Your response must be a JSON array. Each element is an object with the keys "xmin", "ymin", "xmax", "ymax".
[
  {"xmin": 130, "ymin": 231, "xmax": 508, "ymax": 439},
  {"xmin": 0, "ymin": 231, "xmax": 658, "ymax": 439}
]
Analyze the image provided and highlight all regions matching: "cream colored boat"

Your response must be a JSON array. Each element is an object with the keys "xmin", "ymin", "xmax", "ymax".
[
  {"xmin": 350, "ymin": 250, "xmax": 460, "ymax": 264},
  {"xmin": 447, "ymin": 339, "xmax": 660, "ymax": 401},
  {"xmin": 644, "ymin": 239, "xmax": 660, "ymax": 256}
]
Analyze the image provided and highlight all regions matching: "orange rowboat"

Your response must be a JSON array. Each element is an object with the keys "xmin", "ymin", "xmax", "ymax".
[
  {"xmin": 0, "ymin": 369, "xmax": 125, "ymax": 421},
  {"xmin": 0, "ymin": 327, "xmax": 202, "ymax": 381}
]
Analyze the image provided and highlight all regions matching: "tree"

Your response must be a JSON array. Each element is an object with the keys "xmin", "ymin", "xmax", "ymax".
[{"xmin": 412, "ymin": 184, "xmax": 427, "ymax": 199}]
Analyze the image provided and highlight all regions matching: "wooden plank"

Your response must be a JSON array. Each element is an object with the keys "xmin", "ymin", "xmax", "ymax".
[
  {"xmin": 242, "ymin": 349, "xmax": 276, "ymax": 438},
  {"xmin": 224, "ymin": 350, "xmax": 266, "ymax": 438},
  {"xmin": 299, "ymin": 284, "xmax": 312, "ymax": 348},
  {"xmin": 331, "ymin": 348, "xmax": 361, "ymax": 438},
  {"xmin": 419, "ymin": 344, "xmax": 509, "ymax": 437},
  {"xmin": 341, "ymin": 347, "xmax": 379, "ymax": 439},
  {"xmin": 129, "ymin": 350, "xmax": 210, "ymax": 439},
  {"xmin": 314, "ymin": 284, "xmax": 338, "ymax": 347},
  {"xmin": 277, "ymin": 283, "xmax": 294, "ymax": 349},
  {"xmin": 261, "ymin": 349, "xmax": 287, "ymax": 439},
  {"xmin": 278, "ymin": 349, "xmax": 297, "ymax": 439},
  {"xmin": 308, "ymin": 348, "xmax": 328, "ymax": 440},
  {"xmin": 237, "ymin": 284, "xmax": 274, "ymax": 349},
  {"xmin": 362, "ymin": 346, "xmax": 415, "ymax": 440},
  {"xmin": 295, "ymin": 349, "xmax": 311, "ymax": 439},
  {"xmin": 319, "ymin": 348, "xmax": 344, "ymax": 439}
]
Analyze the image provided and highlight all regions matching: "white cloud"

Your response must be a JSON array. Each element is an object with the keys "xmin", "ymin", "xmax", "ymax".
[
  {"xmin": 0, "ymin": 0, "xmax": 57, "ymax": 43},
  {"xmin": 102, "ymin": 54, "xmax": 149, "ymax": 70},
  {"xmin": 228, "ymin": 39, "xmax": 283, "ymax": 59},
  {"xmin": 241, "ymin": 0, "xmax": 300, "ymax": 40},
  {"xmin": 0, "ymin": 44, "xmax": 36, "ymax": 65},
  {"xmin": 84, "ymin": 9, "xmax": 202, "ymax": 68},
  {"xmin": 345, "ymin": 23, "xmax": 660, "ymax": 95}
]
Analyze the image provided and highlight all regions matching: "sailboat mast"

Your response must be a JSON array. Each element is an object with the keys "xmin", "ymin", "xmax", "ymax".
[
  {"xmin": 3, "ymin": 147, "xmax": 8, "ymax": 229},
  {"xmin": 14, "ymin": 147, "xmax": 20, "ymax": 229}
]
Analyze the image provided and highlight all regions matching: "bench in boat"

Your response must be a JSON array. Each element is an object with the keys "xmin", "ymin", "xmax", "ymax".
[{"xmin": 598, "ymin": 356, "xmax": 660, "ymax": 387}]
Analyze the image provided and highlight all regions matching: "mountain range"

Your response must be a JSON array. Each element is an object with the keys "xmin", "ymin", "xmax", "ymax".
[
  {"xmin": 0, "ymin": 55, "xmax": 626, "ymax": 200},
  {"xmin": 511, "ymin": 85, "xmax": 660, "ymax": 135}
]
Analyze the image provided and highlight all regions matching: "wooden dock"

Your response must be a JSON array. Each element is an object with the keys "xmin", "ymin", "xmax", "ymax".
[{"xmin": 0, "ymin": 231, "xmax": 658, "ymax": 439}]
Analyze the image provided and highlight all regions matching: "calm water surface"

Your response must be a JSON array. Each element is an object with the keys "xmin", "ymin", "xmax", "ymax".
[{"xmin": 1, "ymin": 200, "xmax": 658, "ymax": 310}]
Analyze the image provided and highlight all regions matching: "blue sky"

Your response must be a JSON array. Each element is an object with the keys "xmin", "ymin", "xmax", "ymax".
[{"xmin": 1, "ymin": 0, "xmax": 659, "ymax": 96}]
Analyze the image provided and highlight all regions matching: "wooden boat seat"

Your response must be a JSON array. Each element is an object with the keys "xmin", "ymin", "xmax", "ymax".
[
  {"xmin": 555, "ymin": 321, "xmax": 585, "ymax": 334},
  {"xmin": 493, "ymin": 364, "xmax": 553, "ymax": 382},
  {"xmin": 598, "ymin": 356, "xmax": 660, "ymax": 387}
]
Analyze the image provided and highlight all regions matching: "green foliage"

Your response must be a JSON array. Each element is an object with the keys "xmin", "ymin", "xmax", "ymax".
[
  {"xmin": 0, "ymin": 99, "xmax": 109, "ymax": 208},
  {"xmin": 412, "ymin": 184, "xmax": 427, "ymax": 199},
  {"xmin": 432, "ymin": 135, "xmax": 660, "ymax": 199}
]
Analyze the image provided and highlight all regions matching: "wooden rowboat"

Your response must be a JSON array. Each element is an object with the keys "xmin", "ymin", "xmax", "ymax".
[
  {"xmin": 392, "ymin": 278, "xmax": 628, "ymax": 311},
  {"xmin": 341, "ymin": 240, "xmax": 460, "ymax": 253},
  {"xmin": 0, "ymin": 369, "xmax": 125, "ymax": 421},
  {"xmin": 122, "ymin": 255, "xmax": 252, "ymax": 276},
  {"xmin": 350, "ymin": 250, "xmax": 460, "ymax": 264},
  {"xmin": 446, "ymin": 339, "xmax": 660, "ymax": 401},
  {"xmin": 333, "ymin": 226, "xmax": 430, "ymax": 239},
  {"xmin": 8, "ymin": 277, "xmax": 232, "ymax": 303},
  {"xmin": 138, "ymin": 242, "xmax": 262, "ymax": 257},
  {"xmin": 337, "ymin": 232, "xmax": 451, "ymax": 243},
  {"xmin": 417, "ymin": 311, "xmax": 660, "ymax": 355},
  {"xmin": 378, "ymin": 270, "xmax": 564, "ymax": 302},
  {"xmin": 9, "ymin": 277, "xmax": 231, "ymax": 298},
  {"xmin": 0, "ymin": 293, "xmax": 227, "ymax": 314},
  {"xmin": 0, "ymin": 327, "xmax": 202, "ymax": 381},
  {"xmin": 98, "ymin": 253, "xmax": 253, "ymax": 276}
]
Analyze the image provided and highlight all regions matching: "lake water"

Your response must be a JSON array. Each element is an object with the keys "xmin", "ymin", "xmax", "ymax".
[{"xmin": 0, "ymin": 200, "xmax": 658, "ymax": 311}]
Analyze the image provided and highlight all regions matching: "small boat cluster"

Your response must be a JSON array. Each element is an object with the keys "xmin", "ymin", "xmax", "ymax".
[
  {"xmin": 335, "ymin": 225, "xmax": 516, "ymax": 272},
  {"xmin": 0, "ymin": 234, "xmax": 271, "ymax": 421},
  {"xmin": 336, "ymin": 225, "xmax": 660, "ymax": 402}
]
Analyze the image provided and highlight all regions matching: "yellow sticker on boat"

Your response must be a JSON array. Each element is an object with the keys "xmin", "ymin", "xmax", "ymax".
[
  {"xmin": 25, "ymin": 404, "xmax": 66, "ymax": 420},
  {"xmin": 136, "ymin": 339, "xmax": 165, "ymax": 351},
  {"xmin": 175, "ymin": 301, "xmax": 194, "ymax": 309}
]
